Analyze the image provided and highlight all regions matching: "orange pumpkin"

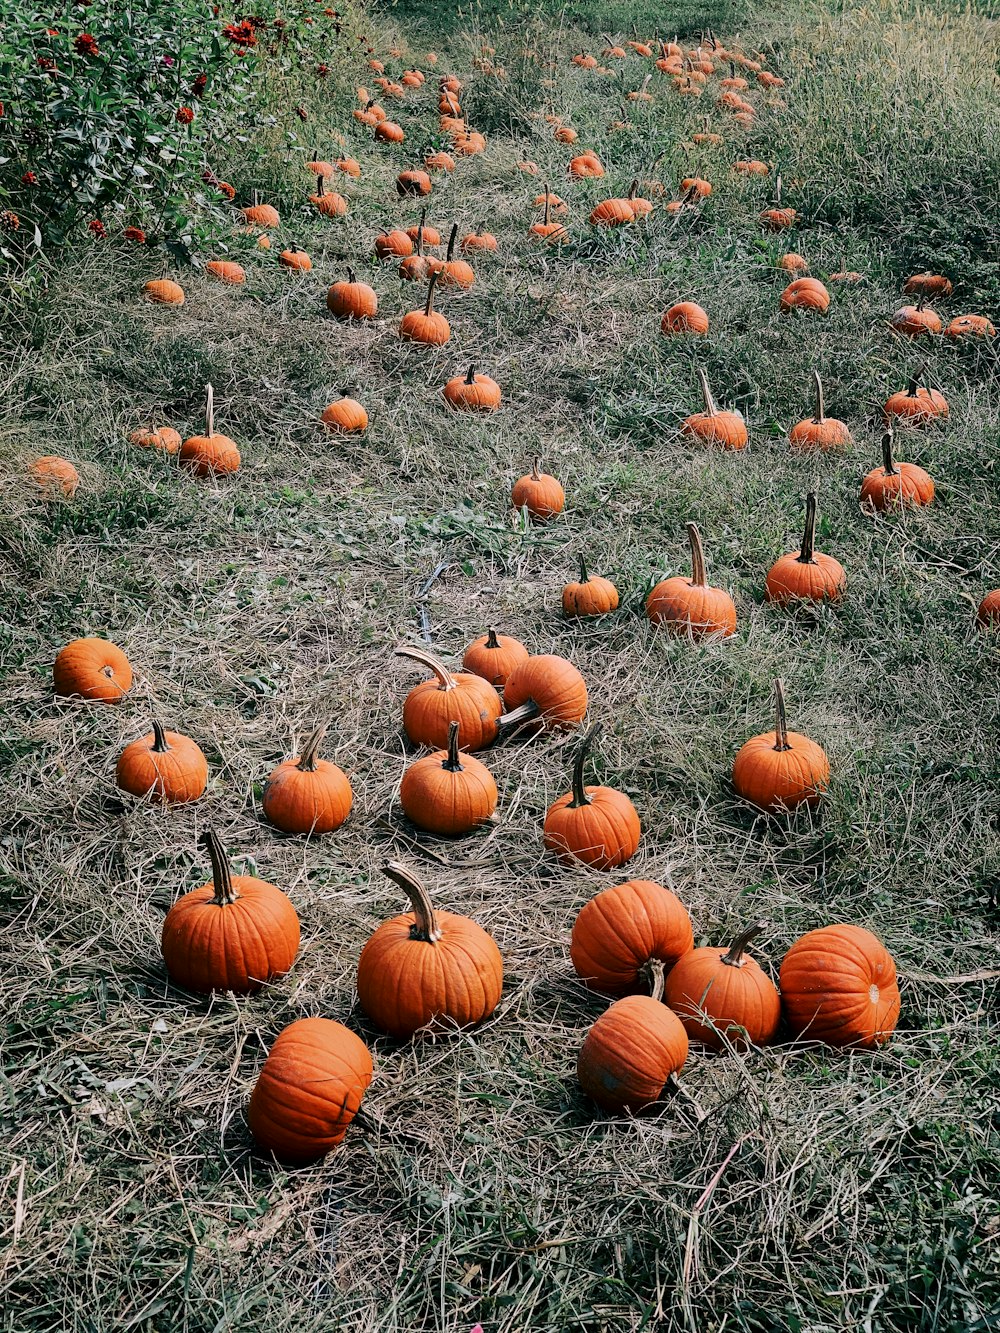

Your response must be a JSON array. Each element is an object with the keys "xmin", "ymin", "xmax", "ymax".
[
  {"xmin": 570, "ymin": 878, "xmax": 694, "ymax": 995},
  {"xmin": 242, "ymin": 203, "xmax": 280, "ymax": 228},
  {"xmin": 945, "ymin": 313, "xmax": 996, "ymax": 340},
  {"xmin": 161, "ymin": 830, "xmax": 300, "ymax": 994},
  {"xmin": 116, "ymin": 720, "xmax": 208, "ymax": 803},
  {"xmin": 779, "ymin": 276, "xmax": 830, "ymax": 313},
  {"xmin": 589, "ymin": 197, "xmax": 634, "ymax": 228},
  {"xmin": 779, "ymin": 924, "xmax": 900, "ymax": 1048},
  {"xmin": 248, "ymin": 1017, "xmax": 373, "ymax": 1163},
  {"xmin": 327, "ymin": 269, "xmax": 377, "ymax": 320},
  {"xmin": 180, "ymin": 383, "xmax": 240, "ymax": 478},
  {"xmin": 568, "ymin": 152, "xmax": 605, "ymax": 178},
  {"xmin": 356, "ymin": 862, "xmax": 503, "ymax": 1037},
  {"xmin": 462, "ymin": 629, "xmax": 529, "ymax": 688},
  {"xmin": 562, "ymin": 555, "xmax": 619, "ymax": 617},
  {"xmin": 646, "ymin": 522, "xmax": 737, "ymax": 638},
  {"xmin": 903, "ymin": 272, "xmax": 952, "ymax": 299},
  {"xmin": 437, "ymin": 224, "xmax": 475, "ymax": 289},
  {"xmin": 731, "ymin": 679, "xmax": 830, "ymax": 813},
  {"xmin": 663, "ymin": 924, "xmax": 780, "ymax": 1049},
  {"xmin": 890, "ymin": 296, "xmax": 942, "ymax": 338},
  {"xmin": 682, "ymin": 368, "xmax": 748, "ymax": 449},
  {"xmin": 460, "ymin": 228, "xmax": 498, "ymax": 253},
  {"xmin": 499, "ymin": 654, "xmax": 588, "ymax": 736},
  {"xmin": 143, "ymin": 278, "xmax": 185, "ymax": 305},
  {"xmin": 397, "ymin": 167, "xmax": 432, "ymax": 197},
  {"xmin": 321, "ymin": 393, "xmax": 368, "ymax": 433},
  {"xmin": 789, "ymin": 371, "xmax": 852, "ymax": 452},
  {"xmin": 54, "ymin": 636, "xmax": 133, "ymax": 702},
  {"xmin": 397, "ymin": 643, "xmax": 502, "ymax": 751},
  {"xmin": 279, "ymin": 246, "xmax": 312, "ymax": 272},
  {"xmin": 399, "ymin": 270, "xmax": 450, "ymax": 344},
  {"xmin": 374, "ymin": 228, "xmax": 413, "ymax": 260},
  {"xmin": 309, "ymin": 176, "xmax": 348, "ymax": 217},
  {"xmin": 976, "ymin": 589, "xmax": 1000, "ymax": 628},
  {"xmin": 262, "ymin": 724, "xmax": 353, "ymax": 835},
  {"xmin": 443, "ymin": 365, "xmax": 501, "ymax": 412},
  {"xmin": 660, "ymin": 301, "xmax": 709, "ymax": 335},
  {"xmin": 765, "ymin": 492, "xmax": 847, "ymax": 605},
  {"xmin": 129, "ymin": 426, "xmax": 181, "ymax": 453},
  {"xmin": 30, "ymin": 455, "xmax": 80, "ymax": 497},
  {"xmin": 205, "ymin": 259, "xmax": 246, "ymax": 285},
  {"xmin": 543, "ymin": 724, "xmax": 641, "ymax": 870},
  {"xmin": 861, "ymin": 430, "xmax": 935, "ymax": 511},
  {"xmin": 511, "ymin": 458, "xmax": 565, "ymax": 519},
  {"xmin": 399, "ymin": 720, "xmax": 498, "ymax": 835},
  {"xmin": 374, "ymin": 120, "xmax": 405, "ymax": 143},
  {"xmin": 883, "ymin": 365, "xmax": 949, "ymax": 426}
]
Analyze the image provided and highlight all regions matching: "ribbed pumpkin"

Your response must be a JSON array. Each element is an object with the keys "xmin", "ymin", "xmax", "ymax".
[
  {"xmin": 54, "ymin": 637, "xmax": 133, "ymax": 703},
  {"xmin": 374, "ymin": 228, "xmax": 413, "ymax": 260},
  {"xmin": 682, "ymin": 369, "xmax": 748, "ymax": 449},
  {"xmin": 903, "ymin": 272, "xmax": 952, "ymax": 299},
  {"xmin": 945, "ymin": 314, "xmax": 996, "ymax": 340},
  {"xmin": 883, "ymin": 365, "xmax": 949, "ymax": 426},
  {"xmin": 589, "ymin": 197, "xmax": 634, "ymax": 228},
  {"xmin": 356, "ymin": 862, "xmax": 503, "ymax": 1038},
  {"xmin": 779, "ymin": 924, "xmax": 900, "ymax": 1048},
  {"xmin": 789, "ymin": 371, "xmax": 852, "ymax": 452},
  {"xmin": 568, "ymin": 152, "xmax": 604, "ymax": 178},
  {"xmin": 248, "ymin": 1017, "xmax": 373, "ymax": 1163},
  {"xmin": 436, "ymin": 224, "xmax": 475, "ymax": 289},
  {"xmin": 397, "ymin": 644, "xmax": 502, "ymax": 751},
  {"xmin": 765, "ymin": 493, "xmax": 846, "ymax": 606},
  {"xmin": 660, "ymin": 301, "xmax": 709, "ymax": 336},
  {"xmin": 327, "ymin": 269, "xmax": 378, "ymax": 319},
  {"xmin": 143, "ymin": 278, "xmax": 185, "ymax": 305},
  {"xmin": 30, "ymin": 455, "xmax": 80, "ymax": 497},
  {"xmin": 279, "ymin": 246, "xmax": 312, "ymax": 272},
  {"xmin": 399, "ymin": 270, "xmax": 450, "ymax": 345},
  {"xmin": 374, "ymin": 119, "xmax": 405, "ymax": 143},
  {"xmin": 205, "ymin": 260, "xmax": 246, "ymax": 286},
  {"xmin": 397, "ymin": 168, "xmax": 432, "ymax": 197},
  {"xmin": 443, "ymin": 365, "xmax": 501, "ymax": 412},
  {"xmin": 499, "ymin": 654, "xmax": 588, "ymax": 736},
  {"xmin": 562, "ymin": 555, "xmax": 619, "ymax": 617},
  {"xmin": 890, "ymin": 297, "xmax": 942, "ymax": 338},
  {"xmin": 461, "ymin": 228, "xmax": 498, "ymax": 253},
  {"xmin": 116, "ymin": 720, "xmax": 208, "ymax": 803},
  {"xmin": 646, "ymin": 522, "xmax": 736, "ymax": 638},
  {"xmin": 399, "ymin": 230, "xmax": 435, "ymax": 284},
  {"xmin": 462, "ymin": 629, "xmax": 529, "ymax": 688},
  {"xmin": 543, "ymin": 724, "xmax": 640, "ymax": 870},
  {"xmin": 262, "ymin": 724, "xmax": 353, "ymax": 835},
  {"xmin": 161, "ymin": 831, "xmax": 300, "ymax": 994},
  {"xmin": 180, "ymin": 383, "xmax": 240, "ymax": 478},
  {"xmin": 780, "ymin": 277, "xmax": 830, "ymax": 313},
  {"xmin": 309, "ymin": 177, "xmax": 348, "ymax": 218},
  {"xmin": 663, "ymin": 925, "xmax": 780, "ymax": 1049},
  {"xmin": 529, "ymin": 189, "xmax": 568, "ymax": 244},
  {"xmin": 321, "ymin": 393, "xmax": 368, "ymax": 434},
  {"xmin": 570, "ymin": 879, "xmax": 694, "ymax": 995},
  {"xmin": 399, "ymin": 721, "xmax": 498, "ymax": 835},
  {"xmin": 731, "ymin": 679, "xmax": 830, "ymax": 813},
  {"xmin": 977, "ymin": 589, "xmax": 1000, "ymax": 628},
  {"xmin": 242, "ymin": 203, "xmax": 280, "ymax": 228},
  {"xmin": 860, "ymin": 430, "xmax": 935, "ymax": 511},
  {"xmin": 511, "ymin": 458, "xmax": 565, "ymax": 519},
  {"xmin": 577, "ymin": 961, "xmax": 689, "ymax": 1114},
  {"xmin": 130, "ymin": 426, "xmax": 182, "ymax": 453}
]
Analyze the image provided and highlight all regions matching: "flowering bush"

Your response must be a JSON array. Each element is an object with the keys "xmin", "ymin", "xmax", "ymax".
[{"xmin": 0, "ymin": 0, "xmax": 360, "ymax": 262}]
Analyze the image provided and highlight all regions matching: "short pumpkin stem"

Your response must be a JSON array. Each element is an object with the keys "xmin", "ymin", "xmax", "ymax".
[
  {"xmin": 298, "ymin": 723, "xmax": 327, "ymax": 772},
  {"xmin": 442, "ymin": 720, "xmax": 463, "ymax": 771},
  {"xmin": 639, "ymin": 957, "xmax": 666, "ymax": 1003},
  {"xmin": 150, "ymin": 720, "xmax": 170, "ymax": 753},
  {"xmin": 204, "ymin": 382, "xmax": 214, "ymax": 437},
  {"xmin": 721, "ymin": 924, "xmax": 763, "ymax": 966},
  {"xmin": 424, "ymin": 268, "xmax": 439, "ymax": 317},
  {"xmin": 568, "ymin": 723, "xmax": 601, "ymax": 808},
  {"xmin": 578, "ymin": 553, "xmax": 590, "ymax": 583},
  {"xmin": 465, "ymin": 364, "xmax": 476, "ymax": 385},
  {"xmin": 383, "ymin": 861, "xmax": 442, "ymax": 943},
  {"xmin": 347, "ymin": 267, "xmax": 357, "ymax": 283},
  {"xmin": 906, "ymin": 362, "xmax": 926, "ymax": 398},
  {"xmin": 202, "ymin": 829, "xmax": 239, "ymax": 907},
  {"xmin": 395, "ymin": 643, "xmax": 456, "ymax": 692},
  {"xmin": 773, "ymin": 679, "xmax": 791, "ymax": 752},
  {"xmin": 812, "ymin": 369, "xmax": 825, "ymax": 423},
  {"xmin": 881, "ymin": 429, "xmax": 898, "ymax": 477},
  {"xmin": 446, "ymin": 222, "xmax": 458, "ymax": 261},
  {"xmin": 531, "ymin": 456, "xmax": 543, "ymax": 480},
  {"xmin": 696, "ymin": 368, "xmax": 717, "ymax": 417},
  {"xmin": 485, "ymin": 627, "xmax": 500, "ymax": 650},
  {"xmin": 797, "ymin": 492, "xmax": 818, "ymax": 565},
  {"xmin": 495, "ymin": 697, "xmax": 540, "ymax": 735},
  {"xmin": 686, "ymin": 522, "xmax": 708, "ymax": 586}
]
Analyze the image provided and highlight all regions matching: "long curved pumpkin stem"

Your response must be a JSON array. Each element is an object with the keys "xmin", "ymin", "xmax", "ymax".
[
  {"xmin": 424, "ymin": 268, "xmax": 440, "ymax": 318},
  {"xmin": 204, "ymin": 382, "xmax": 214, "ymax": 437},
  {"xmin": 446, "ymin": 221, "xmax": 459, "ymax": 262},
  {"xmin": 150, "ymin": 720, "xmax": 170, "ymax": 754},
  {"xmin": 639, "ymin": 956, "xmax": 665, "ymax": 1002},
  {"xmin": 383, "ymin": 861, "xmax": 442, "ymax": 943},
  {"xmin": 568, "ymin": 723, "xmax": 601, "ymax": 808},
  {"xmin": 495, "ymin": 697, "xmax": 540, "ymax": 736},
  {"xmin": 812, "ymin": 369, "xmax": 826, "ymax": 423},
  {"xmin": 772, "ymin": 679, "xmax": 791, "ymax": 753},
  {"xmin": 202, "ymin": 829, "xmax": 239, "ymax": 906},
  {"xmin": 906, "ymin": 362, "xmax": 926, "ymax": 398},
  {"xmin": 442, "ymin": 721, "xmax": 463, "ymax": 772},
  {"xmin": 696, "ymin": 367, "xmax": 717, "ymax": 417},
  {"xmin": 686, "ymin": 522, "xmax": 708, "ymax": 586},
  {"xmin": 881, "ymin": 428, "xmax": 897, "ymax": 477},
  {"xmin": 721, "ymin": 924, "xmax": 763, "ymax": 966},
  {"xmin": 298, "ymin": 723, "xmax": 327, "ymax": 772},
  {"xmin": 395, "ymin": 644, "xmax": 456, "ymax": 692},
  {"xmin": 797, "ymin": 492, "xmax": 818, "ymax": 565}
]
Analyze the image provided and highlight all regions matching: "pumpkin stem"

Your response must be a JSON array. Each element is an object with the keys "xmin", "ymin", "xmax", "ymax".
[
  {"xmin": 424, "ymin": 268, "xmax": 439, "ymax": 317},
  {"xmin": 347, "ymin": 267, "xmax": 357, "ymax": 283},
  {"xmin": 442, "ymin": 720, "xmax": 463, "ymax": 772},
  {"xmin": 628, "ymin": 178, "xmax": 639, "ymax": 201},
  {"xmin": 150, "ymin": 720, "xmax": 170, "ymax": 753},
  {"xmin": 812, "ymin": 369, "xmax": 825, "ymax": 423},
  {"xmin": 638, "ymin": 957, "xmax": 666, "ymax": 1003},
  {"xmin": 202, "ymin": 829, "xmax": 239, "ymax": 906},
  {"xmin": 797, "ymin": 492, "xmax": 818, "ymax": 565},
  {"xmin": 906, "ymin": 362, "xmax": 926, "ymax": 398},
  {"xmin": 298, "ymin": 723, "xmax": 327, "ymax": 772},
  {"xmin": 204, "ymin": 382, "xmax": 214, "ymax": 437},
  {"xmin": 465, "ymin": 364, "xmax": 476, "ymax": 385},
  {"xmin": 773, "ymin": 679, "xmax": 791, "ymax": 752},
  {"xmin": 383, "ymin": 861, "xmax": 442, "ymax": 943},
  {"xmin": 530, "ymin": 456, "xmax": 543, "ymax": 481},
  {"xmin": 577, "ymin": 553, "xmax": 590, "ymax": 584},
  {"xmin": 316, "ymin": 175, "xmax": 326, "ymax": 198},
  {"xmin": 686, "ymin": 521, "xmax": 708, "ymax": 586},
  {"xmin": 495, "ymin": 697, "xmax": 540, "ymax": 735},
  {"xmin": 881, "ymin": 428, "xmax": 898, "ymax": 477},
  {"xmin": 542, "ymin": 184, "xmax": 551, "ymax": 228},
  {"xmin": 721, "ymin": 924, "xmax": 763, "ymax": 966},
  {"xmin": 696, "ymin": 368, "xmax": 717, "ymax": 417},
  {"xmin": 446, "ymin": 222, "xmax": 458, "ymax": 262},
  {"xmin": 415, "ymin": 223, "xmax": 423, "ymax": 256},
  {"xmin": 395, "ymin": 643, "xmax": 457, "ymax": 693},
  {"xmin": 485, "ymin": 627, "xmax": 501, "ymax": 650},
  {"xmin": 568, "ymin": 723, "xmax": 601, "ymax": 808},
  {"xmin": 775, "ymin": 172, "xmax": 782, "ymax": 205}
]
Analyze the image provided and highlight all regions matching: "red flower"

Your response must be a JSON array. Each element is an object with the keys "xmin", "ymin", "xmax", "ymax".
[
  {"xmin": 46, "ymin": 28, "xmax": 60, "ymax": 36},
  {"xmin": 315, "ymin": 62, "xmax": 329, "ymax": 76},
  {"xmin": 123, "ymin": 226, "xmax": 146, "ymax": 243},
  {"xmin": 0, "ymin": 103, "xmax": 4, "ymax": 117},
  {"xmin": 176, "ymin": 105, "xmax": 194, "ymax": 124},
  {"xmin": 191, "ymin": 72, "xmax": 208, "ymax": 97},
  {"xmin": 88, "ymin": 218, "xmax": 106, "ymax": 239},
  {"xmin": 222, "ymin": 19, "xmax": 256, "ymax": 46},
  {"xmin": 37, "ymin": 57, "xmax": 56, "ymax": 70},
  {"xmin": 21, "ymin": 171, "xmax": 38, "ymax": 185},
  {"xmin": 74, "ymin": 32, "xmax": 100, "ymax": 57},
  {"xmin": 1, "ymin": 210, "xmax": 21, "ymax": 232}
]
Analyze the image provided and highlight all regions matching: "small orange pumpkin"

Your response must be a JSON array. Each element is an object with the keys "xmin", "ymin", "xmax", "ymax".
[
  {"xmin": 462, "ymin": 628, "xmax": 529, "ymax": 689},
  {"xmin": 731, "ymin": 679, "xmax": 830, "ymax": 813},
  {"xmin": 646, "ymin": 521, "xmax": 736, "ymax": 639},
  {"xmin": 399, "ymin": 720, "xmax": 498, "ymax": 835},
  {"xmin": 663, "ymin": 924, "xmax": 780, "ymax": 1049},
  {"xmin": 682, "ymin": 368, "xmax": 748, "ymax": 449},
  {"xmin": 143, "ymin": 278, "xmax": 185, "ymax": 305},
  {"xmin": 436, "ymin": 224, "xmax": 475, "ymax": 289},
  {"xmin": 443, "ymin": 364, "xmax": 501, "ymax": 412},
  {"xmin": 374, "ymin": 228, "xmax": 413, "ymax": 260},
  {"xmin": 262, "ymin": 723, "xmax": 353, "ymax": 835},
  {"xmin": 30, "ymin": 455, "xmax": 80, "ymax": 497},
  {"xmin": 860, "ymin": 429, "xmax": 935, "ymax": 511},
  {"xmin": 399, "ymin": 270, "xmax": 450, "ymax": 344},
  {"xmin": 789, "ymin": 371, "xmax": 852, "ymax": 452},
  {"xmin": 765, "ymin": 492, "xmax": 846, "ymax": 606},
  {"xmin": 205, "ymin": 259, "xmax": 246, "ymax": 285},
  {"xmin": 116, "ymin": 720, "xmax": 208, "ymax": 803},
  {"xmin": 309, "ymin": 176, "xmax": 348, "ymax": 218},
  {"xmin": 660, "ymin": 300, "xmax": 709, "ymax": 336},
  {"xmin": 397, "ymin": 643, "xmax": 502, "ymax": 752},
  {"xmin": 321, "ymin": 393, "xmax": 368, "ymax": 434},
  {"xmin": 279, "ymin": 246, "xmax": 312, "ymax": 272},
  {"xmin": 883, "ymin": 364, "xmax": 949, "ymax": 426},
  {"xmin": 242, "ymin": 203, "xmax": 280, "ymax": 228},
  {"xmin": 543, "ymin": 724, "xmax": 641, "ymax": 870},
  {"xmin": 327, "ymin": 269, "xmax": 378, "ymax": 319},
  {"xmin": 180, "ymin": 383, "xmax": 240, "ymax": 478},
  {"xmin": 903, "ymin": 272, "xmax": 952, "ymax": 299},
  {"xmin": 589, "ymin": 197, "xmax": 634, "ymax": 228},
  {"xmin": 374, "ymin": 119, "xmax": 405, "ymax": 143},
  {"xmin": 562, "ymin": 555, "xmax": 619, "ymax": 617},
  {"xmin": 780, "ymin": 276, "xmax": 830, "ymax": 313},
  {"xmin": 54, "ymin": 636, "xmax": 133, "ymax": 703},
  {"xmin": 890, "ymin": 296, "xmax": 942, "ymax": 337},
  {"xmin": 511, "ymin": 457, "xmax": 565, "ymax": 519},
  {"xmin": 977, "ymin": 589, "xmax": 1000, "ymax": 628},
  {"xmin": 129, "ymin": 426, "xmax": 181, "ymax": 453},
  {"xmin": 945, "ymin": 313, "xmax": 996, "ymax": 340},
  {"xmin": 397, "ymin": 167, "xmax": 432, "ymax": 196},
  {"xmin": 498, "ymin": 654, "xmax": 588, "ymax": 736}
]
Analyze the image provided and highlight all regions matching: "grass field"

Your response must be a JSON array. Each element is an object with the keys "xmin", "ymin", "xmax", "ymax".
[{"xmin": 2, "ymin": 0, "xmax": 999, "ymax": 1330}]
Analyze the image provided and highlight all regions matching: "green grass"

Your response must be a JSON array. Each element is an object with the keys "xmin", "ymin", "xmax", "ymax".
[{"xmin": 2, "ymin": 1, "xmax": 1000, "ymax": 1330}]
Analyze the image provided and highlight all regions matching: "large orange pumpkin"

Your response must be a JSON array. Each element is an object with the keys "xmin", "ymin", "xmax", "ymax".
[
  {"xmin": 779, "ymin": 924, "xmax": 900, "ymax": 1047},
  {"xmin": 248, "ymin": 1017, "xmax": 373, "ymax": 1163},
  {"xmin": 399, "ymin": 720, "xmax": 498, "ymax": 835},
  {"xmin": 663, "ymin": 924, "xmax": 780, "ymax": 1049},
  {"xmin": 731, "ymin": 679, "xmax": 830, "ymax": 813},
  {"xmin": 356, "ymin": 862, "xmax": 503, "ymax": 1037},
  {"xmin": 570, "ymin": 879, "xmax": 693, "ymax": 995},
  {"xmin": 499, "ymin": 654, "xmax": 588, "ymax": 736},
  {"xmin": 160, "ymin": 830, "xmax": 300, "ymax": 994},
  {"xmin": 397, "ymin": 644, "xmax": 502, "ymax": 751},
  {"xmin": 543, "ymin": 724, "xmax": 640, "ymax": 870}
]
